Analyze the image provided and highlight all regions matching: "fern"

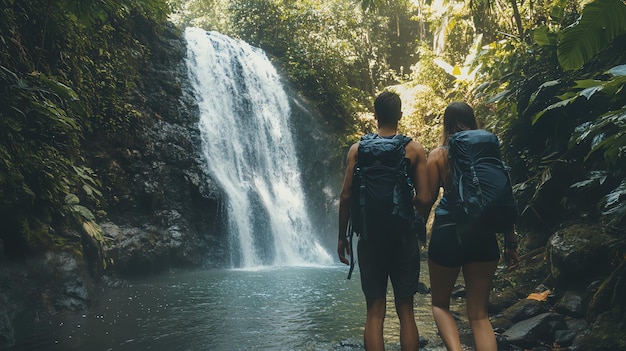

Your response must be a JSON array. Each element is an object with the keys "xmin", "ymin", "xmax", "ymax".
[{"xmin": 602, "ymin": 179, "xmax": 626, "ymax": 226}]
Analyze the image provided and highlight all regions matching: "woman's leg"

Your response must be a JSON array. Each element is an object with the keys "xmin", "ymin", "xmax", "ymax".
[
  {"xmin": 429, "ymin": 259, "xmax": 463, "ymax": 351},
  {"xmin": 462, "ymin": 260, "xmax": 498, "ymax": 351},
  {"xmin": 364, "ymin": 297, "xmax": 386, "ymax": 351},
  {"xmin": 395, "ymin": 296, "xmax": 419, "ymax": 351}
]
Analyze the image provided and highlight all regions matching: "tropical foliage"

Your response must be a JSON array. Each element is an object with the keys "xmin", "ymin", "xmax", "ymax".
[
  {"xmin": 472, "ymin": 0, "xmax": 626, "ymax": 232},
  {"xmin": 169, "ymin": 0, "xmax": 421, "ymax": 140},
  {"xmin": 0, "ymin": 0, "xmax": 169, "ymax": 256},
  {"xmin": 2, "ymin": 0, "xmax": 625, "ymax": 261}
]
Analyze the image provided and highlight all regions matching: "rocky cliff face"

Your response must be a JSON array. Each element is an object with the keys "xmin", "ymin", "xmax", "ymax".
[
  {"xmin": 0, "ymin": 24, "xmax": 345, "ymax": 348},
  {"xmin": 98, "ymin": 24, "xmax": 229, "ymax": 275},
  {"xmin": 0, "ymin": 25, "xmax": 227, "ymax": 348},
  {"xmin": 99, "ymin": 25, "xmax": 343, "ymax": 274}
]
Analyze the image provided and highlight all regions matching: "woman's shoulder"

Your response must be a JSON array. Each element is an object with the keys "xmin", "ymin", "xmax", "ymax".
[{"xmin": 428, "ymin": 146, "xmax": 448, "ymax": 159}]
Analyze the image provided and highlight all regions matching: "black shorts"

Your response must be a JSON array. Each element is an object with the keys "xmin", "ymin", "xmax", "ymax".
[
  {"xmin": 428, "ymin": 207, "xmax": 500, "ymax": 267},
  {"xmin": 357, "ymin": 216, "xmax": 420, "ymax": 299}
]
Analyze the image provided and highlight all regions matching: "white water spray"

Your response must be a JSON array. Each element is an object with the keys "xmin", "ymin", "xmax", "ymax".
[{"xmin": 184, "ymin": 27, "xmax": 332, "ymax": 268}]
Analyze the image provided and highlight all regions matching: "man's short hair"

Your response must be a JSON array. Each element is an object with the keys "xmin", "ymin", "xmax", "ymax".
[{"xmin": 374, "ymin": 91, "xmax": 402, "ymax": 126}]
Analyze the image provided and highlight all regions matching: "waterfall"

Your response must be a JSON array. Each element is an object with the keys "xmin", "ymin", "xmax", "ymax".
[{"xmin": 184, "ymin": 27, "xmax": 332, "ymax": 268}]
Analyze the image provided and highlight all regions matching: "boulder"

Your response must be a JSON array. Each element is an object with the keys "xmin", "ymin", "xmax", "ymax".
[
  {"xmin": 502, "ymin": 312, "xmax": 567, "ymax": 348},
  {"xmin": 488, "ymin": 288, "xmax": 519, "ymax": 313},
  {"xmin": 0, "ymin": 308, "xmax": 13, "ymax": 349},
  {"xmin": 547, "ymin": 224, "xmax": 615, "ymax": 288},
  {"xmin": 570, "ymin": 307, "xmax": 626, "ymax": 351},
  {"xmin": 554, "ymin": 290, "xmax": 585, "ymax": 318},
  {"xmin": 502, "ymin": 298, "xmax": 550, "ymax": 323}
]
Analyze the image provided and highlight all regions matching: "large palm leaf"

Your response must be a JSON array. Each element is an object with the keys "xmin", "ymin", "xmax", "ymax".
[{"xmin": 557, "ymin": 0, "xmax": 626, "ymax": 71}]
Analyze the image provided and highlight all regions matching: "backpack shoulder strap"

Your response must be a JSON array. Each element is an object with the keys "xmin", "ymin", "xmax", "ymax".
[
  {"xmin": 360, "ymin": 133, "xmax": 378, "ymax": 141},
  {"xmin": 394, "ymin": 134, "xmax": 412, "ymax": 146}
]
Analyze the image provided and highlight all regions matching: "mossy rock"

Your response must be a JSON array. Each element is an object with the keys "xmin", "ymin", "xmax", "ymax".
[
  {"xmin": 572, "ymin": 307, "xmax": 626, "ymax": 351},
  {"xmin": 493, "ymin": 246, "xmax": 550, "ymax": 296},
  {"xmin": 547, "ymin": 223, "xmax": 618, "ymax": 288}
]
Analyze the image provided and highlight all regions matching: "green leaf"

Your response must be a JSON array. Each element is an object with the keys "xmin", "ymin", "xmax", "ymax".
[
  {"xmin": 37, "ymin": 74, "xmax": 80, "ymax": 101},
  {"xmin": 529, "ymin": 80, "xmax": 561, "ymax": 106},
  {"xmin": 570, "ymin": 170, "xmax": 607, "ymax": 189},
  {"xmin": 550, "ymin": 0, "xmax": 568, "ymax": 23},
  {"xmin": 571, "ymin": 79, "xmax": 603, "ymax": 89},
  {"xmin": 532, "ymin": 97, "xmax": 575, "ymax": 124},
  {"xmin": 586, "ymin": 131, "xmax": 626, "ymax": 164},
  {"xmin": 73, "ymin": 204, "xmax": 95, "ymax": 221},
  {"xmin": 83, "ymin": 184, "xmax": 93, "ymax": 197},
  {"xmin": 65, "ymin": 193, "xmax": 80, "ymax": 205},
  {"xmin": 607, "ymin": 64, "xmax": 626, "ymax": 77},
  {"xmin": 486, "ymin": 89, "xmax": 511, "ymax": 104},
  {"xmin": 557, "ymin": 0, "xmax": 626, "ymax": 71},
  {"xmin": 579, "ymin": 86, "xmax": 603, "ymax": 100},
  {"xmin": 602, "ymin": 179, "xmax": 626, "ymax": 225},
  {"xmin": 533, "ymin": 25, "xmax": 557, "ymax": 47},
  {"xmin": 83, "ymin": 220, "xmax": 104, "ymax": 241}
]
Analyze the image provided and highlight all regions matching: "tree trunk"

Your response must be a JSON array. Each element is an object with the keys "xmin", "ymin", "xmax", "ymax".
[{"xmin": 510, "ymin": 0, "xmax": 523, "ymax": 37}]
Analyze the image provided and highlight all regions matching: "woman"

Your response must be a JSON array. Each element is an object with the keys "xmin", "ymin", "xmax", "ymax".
[{"xmin": 425, "ymin": 102, "xmax": 519, "ymax": 351}]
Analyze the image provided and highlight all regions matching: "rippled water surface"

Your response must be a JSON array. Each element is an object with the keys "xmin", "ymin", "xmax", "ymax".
[{"xmin": 11, "ymin": 264, "xmax": 466, "ymax": 350}]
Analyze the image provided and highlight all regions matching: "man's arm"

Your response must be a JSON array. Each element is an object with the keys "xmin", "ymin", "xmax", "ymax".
[
  {"xmin": 408, "ymin": 141, "xmax": 430, "ymax": 218},
  {"xmin": 337, "ymin": 143, "xmax": 358, "ymax": 265}
]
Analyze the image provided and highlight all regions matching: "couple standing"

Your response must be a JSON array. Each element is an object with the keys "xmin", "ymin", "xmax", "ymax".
[{"xmin": 337, "ymin": 91, "xmax": 520, "ymax": 351}]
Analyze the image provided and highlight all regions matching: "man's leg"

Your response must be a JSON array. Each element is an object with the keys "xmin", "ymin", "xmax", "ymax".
[
  {"xmin": 395, "ymin": 296, "xmax": 419, "ymax": 351},
  {"xmin": 364, "ymin": 297, "xmax": 386, "ymax": 351}
]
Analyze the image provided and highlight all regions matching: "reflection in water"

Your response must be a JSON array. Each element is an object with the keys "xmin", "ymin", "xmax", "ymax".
[{"xmin": 11, "ymin": 264, "xmax": 469, "ymax": 350}]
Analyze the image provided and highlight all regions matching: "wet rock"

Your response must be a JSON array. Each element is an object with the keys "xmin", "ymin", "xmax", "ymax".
[
  {"xmin": 99, "ymin": 23, "xmax": 229, "ymax": 276},
  {"xmin": 491, "ymin": 316, "xmax": 513, "ymax": 331},
  {"xmin": 102, "ymin": 223, "xmax": 173, "ymax": 275},
  {"xmin": 502, "ymin": 312, "xmax": 567, "ymax": 348},
  {"xmin": 565, "ymin": 317, "xmax": 588, "ymax": 333},
  {"xmin": 330, "ymin": 336, "xmax": 431, "ymax": 351},
  {"xmin": 0, "ymin": 309, "xmax": 13, "ymax": 349},
  {"xmin": 416, "ymin": 281, "xmax": 430, "ymax": 294},
  {"xmin": 489, "ymin": 288, "xmax": 519, "ymax": 313},
  {"xmin": 547, "ymin": 224, "xmax": 615, "ymax": 288},
  {"xmin": 503, "ymin": 298, "xmax": 550, "ymax": 323},
  {"xmin": 333, "ymin": 338, "xmax": 363, "ymax": 350},
  {"xmin": 451, "ymin": 284, "xmax": 466, "ymax": 299},
  {"xmin": 40, "ymin": 252, "xmax": 93, "ymax": 311},
  {"xmin": 570, "ymin": 307, "xmax": 626, "ymax": 351},
  {"xmin": 554, "ymin": 290, "xmax": 585, "ymax": 318},
  {"xmin": 495, "ymin": 333, "xmax": 510, "ymax": 350},
  {"xmin": 554, "ymin": 329, "xmax": 577, "ymax": 347},
  {"xmin": 587, "ymin": 259, "xmax": 626, "ymax": 321}
]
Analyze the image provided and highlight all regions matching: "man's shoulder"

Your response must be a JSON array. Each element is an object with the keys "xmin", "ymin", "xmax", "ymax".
[
  {"xmin": 347, "ymin": 142, "xmax": 359, "ymax": 158},
  {"xmin": 404, "ymin": 138, "xmax": 425, "ymax": 153}
]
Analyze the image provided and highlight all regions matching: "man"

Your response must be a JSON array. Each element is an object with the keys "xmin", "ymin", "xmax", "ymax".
[{"xmin": 337, "ymin": 91, "xmax": 429, "ymax": 351}]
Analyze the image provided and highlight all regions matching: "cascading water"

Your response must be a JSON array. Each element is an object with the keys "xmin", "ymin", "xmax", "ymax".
[{"xmin": 184, "ymin": 27, "xmax": 332, "ymax": 268}]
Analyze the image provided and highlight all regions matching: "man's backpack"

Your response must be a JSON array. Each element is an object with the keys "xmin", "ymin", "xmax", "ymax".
[
  {"xmin": 448, "ymin": 129, "xmax": 517, "ymax": 244},
  {"xmin": 350, "ymin": 134, "xmax": 420, "ymax": 240},
  {"xmin": 346, "ymin": 133, "xmax": 424, "ymax": 279}
]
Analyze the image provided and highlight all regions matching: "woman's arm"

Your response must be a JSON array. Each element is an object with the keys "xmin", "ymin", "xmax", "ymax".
[
  {"xmin": 425, "ymin": 147, "xmax": 446, "ymax": 209},
  {"xmin": 504, "ymin": 226, "xmax": 520, "ymax": 270}
]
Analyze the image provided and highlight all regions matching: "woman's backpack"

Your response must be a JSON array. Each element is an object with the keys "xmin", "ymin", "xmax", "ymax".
[{"xmin": 448, "ymin": 129, "xmax": 517, "ymax": 244}]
